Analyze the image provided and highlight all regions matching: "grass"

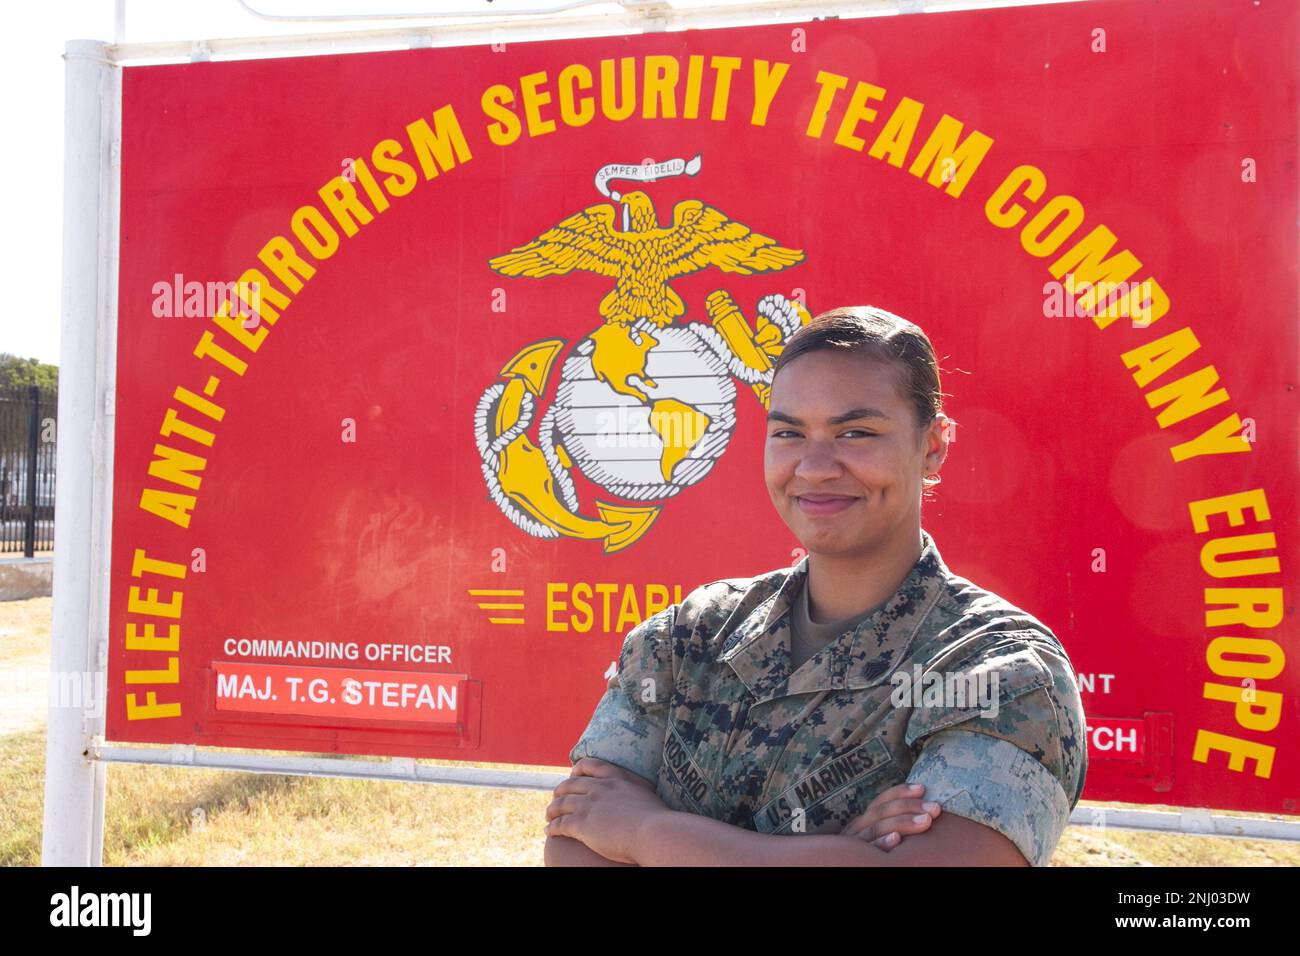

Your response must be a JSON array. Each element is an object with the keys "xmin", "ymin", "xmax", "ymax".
[
  {"xmin": 1, "ymin": 726, "xmax": 554, "ymax": 865},
  {"xmin": 4, "ymin": 596, "xmax": 1297, "ymax": 866}
]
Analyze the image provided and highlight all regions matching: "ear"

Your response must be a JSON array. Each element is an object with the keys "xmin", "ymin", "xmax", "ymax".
[{"xmin": 921, "ymin": 413, "xmax": 950, "ymax": 476}]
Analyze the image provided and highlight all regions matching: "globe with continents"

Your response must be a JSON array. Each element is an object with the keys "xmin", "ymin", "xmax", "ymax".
[{"xmin": 546, "ymin": 318, "xmax": 738, "ymax": 501}]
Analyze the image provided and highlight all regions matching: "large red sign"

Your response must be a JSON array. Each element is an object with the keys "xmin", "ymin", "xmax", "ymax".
[{"xmin": 107, "ymin": 0, "xmax": 1298, "ymax": 815}]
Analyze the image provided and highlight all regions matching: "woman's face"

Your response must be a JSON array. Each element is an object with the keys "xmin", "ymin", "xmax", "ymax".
[{"xmin": 764, "ymin": 350, "xmax": 947, "ymax": 559}]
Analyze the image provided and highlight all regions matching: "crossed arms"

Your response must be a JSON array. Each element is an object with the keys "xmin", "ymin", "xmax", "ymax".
[
  {"xmin": 543, "ymin": 757, "xmax": 1030, "ymax": 866},
  {"xmin": 547, "ymin": 619, "xmax": 1080, "ymax": 867}
]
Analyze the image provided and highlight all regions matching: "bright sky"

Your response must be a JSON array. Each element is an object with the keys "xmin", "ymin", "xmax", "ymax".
[
  {"xmin": 0, "ymin": 0, "xmax": 641, "ymax": 365},
  {"xmin": 0, "ymin": 0, "xmax": 1064, "ymax": 367}
]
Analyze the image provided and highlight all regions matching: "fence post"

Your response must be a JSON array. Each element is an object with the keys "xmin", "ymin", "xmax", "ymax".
[
  {"xmin": 42, "ymin": 39, "xmax": 117, "ymax": 867},
  {"xmin": 24, "ymin": 385, "xmax": 39, "ymax": 558}
]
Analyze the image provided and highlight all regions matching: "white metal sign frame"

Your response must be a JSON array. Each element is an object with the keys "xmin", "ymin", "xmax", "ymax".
[{"xmin": 43, "ymin": 0, "xmax": 1300, "ymax": 866}]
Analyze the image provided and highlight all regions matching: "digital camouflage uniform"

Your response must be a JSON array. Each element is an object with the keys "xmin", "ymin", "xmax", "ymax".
[{"xmin": 569, "ymin": 529, "xmax": 1088, "ymax": 866}]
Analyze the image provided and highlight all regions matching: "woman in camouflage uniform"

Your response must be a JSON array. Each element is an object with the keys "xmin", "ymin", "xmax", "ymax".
[{"xmin": 545, "ymin": 306, "xmax": 1087, "ymax": 866}]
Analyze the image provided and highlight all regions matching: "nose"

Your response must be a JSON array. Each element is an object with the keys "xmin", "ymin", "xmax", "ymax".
[{"xmin": 793, "ymin": 440, "xmax": 844, "ymax": 481}]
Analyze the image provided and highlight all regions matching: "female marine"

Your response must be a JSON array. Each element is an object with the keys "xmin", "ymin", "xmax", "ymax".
[{"xmin": 545, "ymin": 306, "xmax": 1087, "ymax": 866}]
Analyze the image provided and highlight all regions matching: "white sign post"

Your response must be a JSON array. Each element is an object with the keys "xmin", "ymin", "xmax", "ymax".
[{"xmin": 42, "ymin": 39, "xmax": 119, "ymax": 867}]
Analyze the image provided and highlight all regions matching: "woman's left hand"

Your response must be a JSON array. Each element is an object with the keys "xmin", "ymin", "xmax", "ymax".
[{"xmin": 545, "ymin": 757, "xmax": 672, "ymax": 864}]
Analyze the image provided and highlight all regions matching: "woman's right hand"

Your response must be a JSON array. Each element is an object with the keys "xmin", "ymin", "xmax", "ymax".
[{"xmin": 841, "ymin": 783, "xmax": 942, "ymax": 851}]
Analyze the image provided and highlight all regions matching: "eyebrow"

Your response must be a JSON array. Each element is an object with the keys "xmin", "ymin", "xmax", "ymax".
[{"xmin": 766, "ymin": 407, "xmax": 892, "ymax": 426}]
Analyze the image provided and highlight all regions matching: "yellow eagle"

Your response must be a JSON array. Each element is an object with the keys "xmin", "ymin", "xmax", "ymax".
[{"xmin": 488, "ymin": 190, "xmax": 804, "ymax": 329}]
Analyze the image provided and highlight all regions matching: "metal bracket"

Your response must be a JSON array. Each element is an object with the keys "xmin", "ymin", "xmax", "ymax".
[
  {"xmin": 84, "ymin": 733, "xmax": 106, "ymax": 763},
  {"xmin": 623, "ymin": 0, "xmax": 673, "ymax": 32}
]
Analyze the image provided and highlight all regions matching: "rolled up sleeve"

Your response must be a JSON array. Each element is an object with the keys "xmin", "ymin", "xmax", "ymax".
[
  {"xmin": 900, "ymin": 638, "xmax": 1088, "ymax": 867},
  {"xmin": 568, "ymin": 605, "xmax": 677, "ymax": 785},
  {"xmin": 905, "ymin": 728, "xmax": 1072, "ymax": 867}
]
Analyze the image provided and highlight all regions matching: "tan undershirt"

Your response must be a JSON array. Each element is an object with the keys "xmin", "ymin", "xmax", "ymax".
[{"xmin": 788, "ymin": 574, "xmax": 887, "ymax": 672}]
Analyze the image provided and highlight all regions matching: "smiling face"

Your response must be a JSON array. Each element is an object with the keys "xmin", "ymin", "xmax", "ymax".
[{"xmin": 764, "ymin": 349, "xmax": 948, "ymax": 560}]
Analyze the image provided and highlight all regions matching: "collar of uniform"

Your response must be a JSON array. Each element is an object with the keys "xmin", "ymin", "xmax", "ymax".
[{"xmin": 717, "ymin": 529, "xmax": 951, "ymax": 703}]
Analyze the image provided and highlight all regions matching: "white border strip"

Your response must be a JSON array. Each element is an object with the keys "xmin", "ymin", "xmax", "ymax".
[
  {"xmin": 100, "ymin": 0, "xmax": 1091, "ymax": 65},
  {"xmin": 93, "ymin": 745, "xmax": 1300, "ymax": 842},
  {"xmin": 1067, "ymin": 806, "xmax": 1300, "ymax": 843},
  {"xmin": 94, "ymin": 744, "xmax": 567, "ymax": 791}
]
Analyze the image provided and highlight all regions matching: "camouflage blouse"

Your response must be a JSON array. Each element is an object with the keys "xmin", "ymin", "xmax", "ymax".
[{"xmin": 569, "ymin": 528, "xmax": 1088, "ymax": 866}]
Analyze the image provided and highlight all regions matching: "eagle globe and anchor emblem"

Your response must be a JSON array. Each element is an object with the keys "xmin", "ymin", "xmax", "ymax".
[{"xmin": 474, "ymin": 153, "xmax": 812, "ymax": 553}]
